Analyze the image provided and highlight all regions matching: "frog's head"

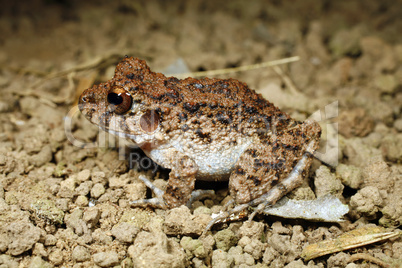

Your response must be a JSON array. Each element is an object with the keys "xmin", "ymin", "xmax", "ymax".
[{"xmin": 79, "ymin": 77, "xmax": 161, "ymax": 146}]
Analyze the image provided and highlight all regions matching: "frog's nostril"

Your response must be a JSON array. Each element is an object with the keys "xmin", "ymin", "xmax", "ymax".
[{"xmin": 79, "ymin": 92, "xmax": 95, "ymax": 105}]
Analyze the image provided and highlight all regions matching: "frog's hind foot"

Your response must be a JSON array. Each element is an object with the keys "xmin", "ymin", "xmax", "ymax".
[
  {"xmin": 246, "ymin": 139, "xmax": 316, "ymax": 218},
  {"xmin": 130, "ymin": 175, "xmax": 167, "ymax": 209},
  {"xmin": 202, "ymin": 203, "xmax": 249, "ymax": 236},
  {"xmin": 202, "ymin": 140, "xmax": 317, "ymax": 236}
]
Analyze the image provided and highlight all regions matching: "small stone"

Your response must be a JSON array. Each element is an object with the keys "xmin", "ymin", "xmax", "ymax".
[
  {"xmin": 0, "ymin": 182, "xmax": 4, "ymax": 199},
  {"xmin": 91, "ymin": 171, "xmax": 106, "ymax": 185},
  {"xmin": 211, "ymin": 249, "xmax": 234, "ymax": 268},
  {"xmin": 28, "ymin": 256, "xmax": 52, "ymax": 268},
  {"xmin": 380, "ymin": 133, "xmax": 402, "ymax": 162},
  {"xmin": 28, "ymin": 145, "xmax": 53, "ymax": 167},
  {"xmin": 58, "ymin": 177, "xmax": 77, "ymax": 198},
  {"xmin": 44, "ymin": 234, "xmax": 57, "ymax": 246},
  {"xmin": 363, "ymin": 132, "xmax": 382, "ymax": 148},
  {"xmin": 111, "ymin": 222, "xmax": 139, "ymax": 243},
  {"xmin": 32, "ymin": 243, "xmax": 47, "ymax": 257},
  {"xmin": 91, "ymin": 183, "xmax": 105, "ymax": 199},
  {"xmin": 193, "ymin": 205, "xmax": 211, "ymax": 216},
  {"xmin": 93, "ymin": 251, "xmax": 119, "ymax": 267},
  {"xmin": 75, "ymin": 195, "xmax": 89, "ymax": 207},
  {"xmin": 394, "ymin": 118, "xmax": 402, "ymax": 132},
  {"xmin": 48, "ymin": 248, "xmax": 64, "ymax": 265},
  {"xmin": 329, "ymin": 27, "xmax": 362, "ymax": 58},
  {"xmin": 109, "ymin": 175, "xmax": 129, "ymax": 189},
  {"xmin": 314, "ymin": 166, "xmax": 344, "ymax": 198},
  {"xmin": 65, "ymin": 209, "xmax": 88, "ymax": 236},
  {"xmin": 55, "ymin": 198, "xmax": 69, "ymax": 212},
  {"xmin": 336, "ymin": 164, "xmax": 363, "ymax": 189},
  {"xmin": 72, "ymin": 245, "xmax": 90, "ymax": 262},
  {"xmin": 180, "ymin": 236, "xmax": 206, "ymax": 259},
  {"xmin": 92, "ymin": 229, "xmax": 113, "ymax": 244},
  {"xmin": 7, "ymin": 220, "xmax": 41, "ymax": 255},
  {"xmin": 379, "ymin": 199, "xmax": 402, "ymax": 227},
  {"xmin": 0, "ymin": 254, "xmax": 19, "ymax": 268},
  {"xmin": 271, "ymin": 222, "xmax": 290, "ymax": 235},
  {"xmin": 77, "ymin": 169, "xmax": 91, "ymax": 182},
  {"xmin": 288, "ymin": 186, "xmax": 316, "ymax": 200},
  {"xmin": 350, "ymin": 186, "xmax": 383, "ymax": 219},
  {"xmin": 262, "ymin": 247, "xmax": 279, "ymax": 265},
  {"xmin": 31, "ymin": 199, "xmax": 64, "ymax": 225},
  {"xmin": 268, "ymin": 233, "xmax": 291, "ymax": 255},
  {"xmin": 241, "ymin": 238, "xmax": 265, "ymax": 260},
  {"xmin": 214, "ymin": 229, "xmax": 238, "ymax": 251},
  {"xmin": 238, "ymin": 221, "xmax": 265, "ymax": 240},
  {"xmin": 125, "ymin": 181, "xmax": 147, "ymax": 201},
  {"xmin": 75, "ymin": 181, "xmax": 93, "ymax": 196},
  {"xmin": 83, "ymin": 207, "xmax": 101, "ymax": 227},
  {"xmin": 375, "ymin": 74, "xmax": 398, "ymax": 93},
  {"xmin": 368, "ymin": 101, "xmax": 394, "ymax": 126},
  {"xmin": 238, "ymin": 236, "xmax": 251, "ymax": 248},
  {"xmin": 343, "ymin": 138, "xmax": 383, "ymax": 167},
  {"xmin": 128, "ymin": 231, "xmax": 186, "ymax": 267},
  {"xmin": 362, "ymin": 158, "xmax": 392, "ymax": 191},
  {"xmin": 163, "ymin": 205, "xmax": 210, "ymax": 236},
  {"xmin": 338, "ymin": 108, "xmax": 375, "ymax": 138}
]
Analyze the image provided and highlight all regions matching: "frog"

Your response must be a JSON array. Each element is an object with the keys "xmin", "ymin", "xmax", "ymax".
[{"xmin": 78, "ymin": 56, "xmax": 321, "ymax": 228}]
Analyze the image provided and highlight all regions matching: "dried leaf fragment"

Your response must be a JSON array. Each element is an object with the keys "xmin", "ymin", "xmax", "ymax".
[{"xmin": 301, "ymin": 226, "xmax": 401, "ymax": 261}]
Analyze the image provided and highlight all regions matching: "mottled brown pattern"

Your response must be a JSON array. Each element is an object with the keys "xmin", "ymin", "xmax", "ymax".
[{"xmin": 79, "ymin": 57, "xmax": 321, "ymax": 208}]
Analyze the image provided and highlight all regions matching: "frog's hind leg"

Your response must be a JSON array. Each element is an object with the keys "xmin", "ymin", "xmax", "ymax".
[
  {"xmin": 247, "ymin": 139, "xmax": 317, "ymax": 219},
  {"xmin": 202, "ymin": 139, "xmax": 317, "ymax": 235}
]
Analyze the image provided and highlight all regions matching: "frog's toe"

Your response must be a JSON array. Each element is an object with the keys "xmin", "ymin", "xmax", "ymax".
[
  {"xmin": 202, "ymin": 203, "xmax": 249, "ymax": 236},
  {"xmin": 130, "ymin": 175, "xmax": 167, "ymax": 209},
  {"xmin": 131, "ymin": 197, "xmax": 167, "ymax": 208}
]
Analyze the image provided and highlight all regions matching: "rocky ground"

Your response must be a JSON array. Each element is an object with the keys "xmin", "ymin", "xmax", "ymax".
[{"xmin": 0, "ymin": 0, "xmax": 401, "ymax": 267}]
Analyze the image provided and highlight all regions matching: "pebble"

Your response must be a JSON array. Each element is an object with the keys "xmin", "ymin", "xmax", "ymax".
[
  {"xmin": 72, "ymin": 245, "xmax": 91, "ymax": 262},
  {"xmin": 93, "ymin": 252, "xmax": 119, "ymax": 267},
  {"xmin": 83, "ymin": 207, "xmax": 101, "ymax": 227},
  {"xmin": 211, "ymin": 249, "xmax": 234, "ymax": 268},
  {"xmin": 214, "ymin": 229, "xmax": 238, "ymax": 251},
  {"xmin": 77, "ymin": 169, "xmax": 91, "ymax": 182},
  {"xmin": 394, "ymin": 118, "xmax": 402, "ymax": 132},
  {"xmin": 350, "ymin": 186, "xmax": 383, "ymax": 219},
  {"xmin": 111, "ymin": 222, "xmax": 139, "ymax": 243},
  {"xmin": 314, "ymin": 166, "xmax": 344, "ymax": 198},
  {"xmin": 48, "ymin": 248, "xmax": 64, "ymax": 265},
  {"xmin": 28, "ymin": 256, "xmax": 52, "ymax": 268},
  {"xmin": 90, "ymin": 183, "xmax": 106, "ymax": 198},
  {"xmin": 336, "ymin": 164, "xmax": 363, "ymax": 189},
  {"xmin": 375, "ymin": 74, "xmax": 398, "ymax": 93}
]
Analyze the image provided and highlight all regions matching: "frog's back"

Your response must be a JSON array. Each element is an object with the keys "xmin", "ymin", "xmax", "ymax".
[{"xmin": 113, "ymin": 57, "xmax": 293, "ymax": 143}]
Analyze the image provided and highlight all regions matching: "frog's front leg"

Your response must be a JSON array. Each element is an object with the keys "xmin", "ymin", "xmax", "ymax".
[
  {"xmin": 131, "ymin": 153, "xmax": 198, "ymax": 209},
  {"xmin": 163, "ymin": 155, "xmax": 198, "ymax": 208}
]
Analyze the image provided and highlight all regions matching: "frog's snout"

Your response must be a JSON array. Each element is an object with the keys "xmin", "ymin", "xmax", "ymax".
[{"xmin": 78, "ymin": 89, "xmax": 98, "ymax": 119}]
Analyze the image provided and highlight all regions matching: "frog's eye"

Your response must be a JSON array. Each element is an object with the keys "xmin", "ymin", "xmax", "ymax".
[{"xmin": 107, "ymin": 87, "xmax": 132, "ymax": 114}]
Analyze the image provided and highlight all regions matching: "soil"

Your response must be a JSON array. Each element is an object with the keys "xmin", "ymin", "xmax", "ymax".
[{"xmin": 0, "ymin": 0, "xmax": 401, "ymax": 267}]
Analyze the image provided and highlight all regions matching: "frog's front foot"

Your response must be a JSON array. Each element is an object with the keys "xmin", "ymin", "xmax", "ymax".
[
  {"xmin": 131, "ymin": 175, "xmax": 215, "ymax": 209},
  {"xmin": 130, "ymin": 175, "xmax": 168, "ymax": 209}
]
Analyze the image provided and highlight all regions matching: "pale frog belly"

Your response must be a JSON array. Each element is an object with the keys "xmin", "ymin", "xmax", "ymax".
[{"xmin": 143, "ymin": 137, "xmax": 253, "ymax": 181}]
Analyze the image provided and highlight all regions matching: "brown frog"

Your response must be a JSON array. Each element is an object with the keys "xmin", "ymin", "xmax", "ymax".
[{"xmin": 79, "ymin": 56, "xmax": 321, "ymax": 227}]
